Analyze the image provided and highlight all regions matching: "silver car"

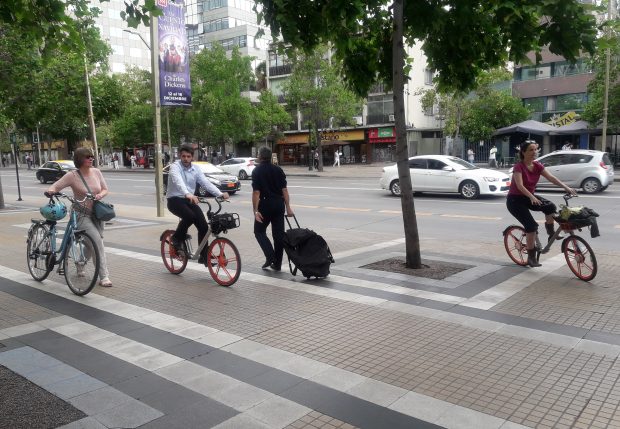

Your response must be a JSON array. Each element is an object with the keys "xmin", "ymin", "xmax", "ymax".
[{"xmin": 534, "ymin": 150, "xmax": 614, "ymax": 193}]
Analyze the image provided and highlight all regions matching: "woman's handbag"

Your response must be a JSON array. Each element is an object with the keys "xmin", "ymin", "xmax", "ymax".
[
  {"xmin": 93, "ymin": 201, "xmax": 116, "ymax": 221},
  {"xmin": 77, "ymin": 171, "xmax": 116, "ymax": 221}
]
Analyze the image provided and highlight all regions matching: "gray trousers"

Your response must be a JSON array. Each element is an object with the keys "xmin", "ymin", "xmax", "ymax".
[{"xmin": 77, "ymin": 215, "xmax": 109, "ymax": 280}]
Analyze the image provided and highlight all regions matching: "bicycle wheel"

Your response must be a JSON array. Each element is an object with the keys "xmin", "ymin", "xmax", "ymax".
[
  {"xmin": 563, "ymin": 236, "xmax": 597, "ymax": 281},
  {"xmin": 206, "ymin": 237, "xmax": 241, "ymax": 286},
  {"xmin": 503, "ymin": 225, "xmax": 528, "ymax": 266},
  {"xmin": 26, "ymin": 224, "xmax": 53, "ymax": 281},
  {"xmin": 64, "ymin": 232, "xmax": 100, "ymax": 296},
  {"xmin": 160, "ymin": 230, "xmax": 188, "ymax": 274}
]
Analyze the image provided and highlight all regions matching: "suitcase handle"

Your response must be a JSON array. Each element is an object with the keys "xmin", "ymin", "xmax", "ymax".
[{"xmin": 285, "ymin": 214, "xmax": 300, "ymax": 230}]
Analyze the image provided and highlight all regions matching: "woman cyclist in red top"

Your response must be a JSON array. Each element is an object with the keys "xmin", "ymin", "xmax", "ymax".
[{"xmin": 506, "ymin": 140, "xmax": 576, "ymax": 267}]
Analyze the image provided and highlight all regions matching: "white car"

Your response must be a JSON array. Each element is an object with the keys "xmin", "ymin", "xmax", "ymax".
[
  {"xmin": 380, "ymin": 155, "xmax": 511, "ymax": 199},
  {"xmin": 217, "ymin": 157, "xmax": 257, "ymax": 180}
]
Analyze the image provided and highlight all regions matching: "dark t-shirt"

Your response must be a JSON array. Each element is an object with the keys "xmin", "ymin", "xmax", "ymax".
[
  {"xmin": 508, "ymin": 161, "xmax": 545, "ymax": 196},
  {"xmin": 252, "ymin": 162, "xmax": 287, "ymax": 199}
]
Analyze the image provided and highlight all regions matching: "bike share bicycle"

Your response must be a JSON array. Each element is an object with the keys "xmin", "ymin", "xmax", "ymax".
[
  {"xmin": 160, "ymin": 196, "xmax": 241, "ymax": 286},
  {"xmin": 26, "ymin": 192, "xmax": 101, "ymax": 295},
  {"xmin": 503, "ymin": 193, "xmax": 599, "ymax": 281}
]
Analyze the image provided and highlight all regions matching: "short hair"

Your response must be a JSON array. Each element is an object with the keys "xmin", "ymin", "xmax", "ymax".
[
  {"xmin": 258, "ymin": 146, "xmax": 272, "ymax": 163},
  {"xmin": 73, "ymin": 147, "xmax": 94, "ymax": 168},
  {"xmin": 179, "ymin": 143, "xmax": 194, "ymax": 155}
]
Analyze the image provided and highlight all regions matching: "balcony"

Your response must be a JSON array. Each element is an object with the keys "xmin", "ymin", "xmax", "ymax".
[{"xmin": 269, "ymin": 64, "xmax": 292, "ymax": 77}]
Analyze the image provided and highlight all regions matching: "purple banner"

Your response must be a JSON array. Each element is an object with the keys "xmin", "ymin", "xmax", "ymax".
[{"xmin": 157, "ymin": 0, "xmax": 192, "ymax": 106}]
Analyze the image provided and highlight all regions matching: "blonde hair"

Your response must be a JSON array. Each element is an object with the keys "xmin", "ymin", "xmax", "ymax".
[{"xmin": 73, "ymin": 147, "xmax": 94, "ymax": 168}]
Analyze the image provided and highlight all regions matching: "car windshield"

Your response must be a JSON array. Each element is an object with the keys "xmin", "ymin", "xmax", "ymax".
[
  {"xmin": 58, "ymin": 161, "xmax": 75, "ymax": 169},
  {"xmin": 196, "ymin": 163, "xmax": 226, "ymax": 174},
  {"xmin": 447, "ymin": 157, "xmax": 478, "ymax": 170}
]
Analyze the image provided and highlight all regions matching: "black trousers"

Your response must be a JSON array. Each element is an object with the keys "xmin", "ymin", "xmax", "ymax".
[
  {"xmin": 506, "ymin": 194, "xmax": 557, "ymax": 233},
  {"xmin": 254, "ymin": 198, "xmax": 285, "ymax": 266},
  {"xmin": 167, "ymin": 197, "xmax": 209, "ymax": 255}
]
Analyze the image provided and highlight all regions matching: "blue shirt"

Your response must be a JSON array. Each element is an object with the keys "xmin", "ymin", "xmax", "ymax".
[{"xmin": 166, "ymin": 160, "xmax": 222, "ymax": 199}]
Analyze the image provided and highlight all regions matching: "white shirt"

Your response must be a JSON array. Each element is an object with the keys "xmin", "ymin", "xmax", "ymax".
[
  {"xmin": 489, "ymin": 147, "xmax": 497, "ymax": 159},
  {"xmin": 166, "ymin": 160, "xmax": 222, "ymax": 199}
]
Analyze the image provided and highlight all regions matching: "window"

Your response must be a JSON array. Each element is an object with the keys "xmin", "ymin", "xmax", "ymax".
[
  {"xmin": 564, "ymin": 154, "xmax": 593, "ymax": 165},
  {"xmin": 539, "ymin": 154, "xmax": 563, "ymax": 167},
  {"xmin": 427, "ymin": 159, "xmax": 447, "ymax": 170},
  {"xmin": 519, "ymin": 65, "xmax": 551, "ymax": 81},
  {"xmin": 424, "ymin": 104, "xmax": 434, "ymax": 116},
  {"xmin": 408, "ymin": 159, "xmax": 426, "ymax": 169},
  {"xmin": 523, "ymin": 97, "xmax": 545, "ymax": 112},
  {"xmin": 424, "ymin": 69, "xmax": 434, "ymax": 85},
  {"xmin": 552, "ymin": 60, "xmax": 590, "ymax": 77},
  {"xmin": 556, "ymin": 93, "xmax": 587, "ymax": 111}
]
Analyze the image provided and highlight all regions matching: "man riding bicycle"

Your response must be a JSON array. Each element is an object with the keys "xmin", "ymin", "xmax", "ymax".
[{"xmin": 167, "ymin": 144, "xmax": 229, "ymax": 262}]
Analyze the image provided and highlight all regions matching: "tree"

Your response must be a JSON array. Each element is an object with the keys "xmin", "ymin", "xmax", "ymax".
[
  {"xmin": 282, "ymin": 46, "xmax": 362, "ymax": 171},
  {"xmin": 190, "ymin": 45, "xmax": 255, "ymax": 150},
  {"xmin": 253, "ymin": 90, "xmax": 291, "ymax": 144},
  {"xmin": 255, "ymin": 0, "xmax": 597, "ymax": 268},
  {"xmin": 582, "ymin": 18, "xmax": 620, "ymax": 133}
]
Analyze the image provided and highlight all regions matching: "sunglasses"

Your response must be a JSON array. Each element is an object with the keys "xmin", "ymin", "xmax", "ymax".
[{"xmin": 85, "ymin": 155, "xmax": 94, "ymax": 159}]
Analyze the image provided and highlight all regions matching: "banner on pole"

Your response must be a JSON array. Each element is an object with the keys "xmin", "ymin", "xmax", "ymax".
[{"xmin": 157, "ymin": 0, "xmax": 192, "ymax": 106}]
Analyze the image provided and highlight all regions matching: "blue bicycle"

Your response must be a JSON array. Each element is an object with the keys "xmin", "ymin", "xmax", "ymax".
[{"xmin": 26, "ymin": 192, "xmax": 100, "ymax": 296}]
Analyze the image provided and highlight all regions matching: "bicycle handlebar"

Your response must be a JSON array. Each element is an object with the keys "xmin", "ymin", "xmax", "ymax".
[
  {"xmin": 197, "ymin": 195, "xmax": 227, "ymax": 215},
  {"xmin": 44, "ymin": 191, "xmax": 95, "ymax": 204},
  {"xmin": 563, "ymin": 193, "xmax": 578, "ymax": 205}
]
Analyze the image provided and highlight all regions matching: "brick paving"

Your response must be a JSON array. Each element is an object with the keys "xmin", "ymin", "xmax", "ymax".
[{"xmin": 2, "ymin": 186, "xmax": 620, "ymax": 428}]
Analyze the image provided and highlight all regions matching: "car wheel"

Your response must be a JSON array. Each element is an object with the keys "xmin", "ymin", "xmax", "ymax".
[
  {"xmin": 228, "ymin": 191, "xmax": 236, "ymax": 195},
  {"xmin": 601, "ymin": 185, "xmax": 608, "ymax": 192},
  {"xmin": 38, "ymin": 175, "xmax": 46, "ymax": 184},
  {"xmin": 460, "ymin": 180, "xmax": 480, "ymax": 199},
  {"xmin": 581, "ymin": 177, "xmax": 601, "ymax": 194},
  {"xmin": 389, "ymin": 180, "xmax": 401, "ymax": 197},
  {"xmin": 238, "ymin": 170, "xmax": 248, "ymax": 180}
]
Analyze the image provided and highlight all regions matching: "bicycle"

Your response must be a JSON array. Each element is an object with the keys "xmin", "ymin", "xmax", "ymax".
[
  {"xmin": 503, "ymin": 193, "xmax": 598, "ymax": 281},
  {"xmin": 159, "ymin": 196, "xmax": 241, "ymax": 286},
  {"xmin": 26, "ymin": 192, "xmax": 101, "ymax": 295}
]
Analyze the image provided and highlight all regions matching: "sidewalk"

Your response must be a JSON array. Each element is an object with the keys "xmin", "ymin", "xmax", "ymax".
[{"xmin": 2, "ymin": 197, "xmax": 620, "ymax": 428}]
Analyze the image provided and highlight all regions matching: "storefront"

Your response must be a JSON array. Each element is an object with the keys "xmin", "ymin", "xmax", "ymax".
[
  {"xmin": 367, "ymin": 127, "xmax": 396, "ymax": 163},
  {"xmin": 278, "ymin": 129, "xmax": 366, "ymax": 165}
]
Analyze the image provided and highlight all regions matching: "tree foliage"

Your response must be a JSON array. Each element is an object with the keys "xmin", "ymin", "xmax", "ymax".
[
  {"xmin": 581, "ymin": 17, "xmax": 620, "ymax": 131},
  {"xmin": 253, "ymin": 90, "xmax": 291, "ymax": 142}
]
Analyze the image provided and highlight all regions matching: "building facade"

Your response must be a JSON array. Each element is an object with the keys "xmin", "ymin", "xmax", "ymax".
[
  {"xmin": 93, "ymin": 0, "xmax": 152, "ymax": 73},
  {"xmin": 267, "ymin": 43, "xmax": 444, "ymax": 165},
  {"xmin": 185, "ymin": 0, "xmax": 271, "ymax": 70}
]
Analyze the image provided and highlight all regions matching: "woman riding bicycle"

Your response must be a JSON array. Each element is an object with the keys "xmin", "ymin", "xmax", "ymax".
[{"xmin": 506, "ymin": 140, "xmax": 576, "ymax": 267}]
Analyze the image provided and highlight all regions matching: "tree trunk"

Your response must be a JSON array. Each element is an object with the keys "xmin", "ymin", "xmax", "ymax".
[
  {"xmin": 0, "ymin": 175, "xmax": 5, "ymax": 209},
  {"xmin": 393, "ymin": 0, "xmax": 422, "ymax": 268}
]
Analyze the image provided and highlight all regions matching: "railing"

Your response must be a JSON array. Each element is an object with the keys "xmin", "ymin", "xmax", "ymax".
[{"xmin": 269, "ymin": 64, "xmax": 292, "ymax": 77}]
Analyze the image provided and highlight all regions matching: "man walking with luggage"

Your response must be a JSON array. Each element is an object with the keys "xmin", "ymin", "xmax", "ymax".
[{"xmin": 252, "ymin": 146, "xmax": 294, "ymax": 271}]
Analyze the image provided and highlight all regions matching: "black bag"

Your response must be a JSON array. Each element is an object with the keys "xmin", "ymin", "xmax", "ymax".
[
  {"xmin": 93, "ymin": 201, "xmax": 116, "ymax": 222},
  {"xmin": 283, "ymin": 215, "xmax": 334, "ymax": 278}
]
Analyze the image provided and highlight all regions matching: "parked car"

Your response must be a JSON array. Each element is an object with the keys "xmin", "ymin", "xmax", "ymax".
[
  {"xmin": 36, "ymin": 160, "xmax": 76, "ymax": 184},
  {"xmin": 380, "ymin": 155, "xmax": 511, "ymax": 199},
  {"xmin": 162, "ymin": 161, "xmax": 240, "ymax": 196},
  {"xmin": 516, "ymin": 149, "xmax": 614, "ymax": 194},
  {"xmin": 216, "ymin": 157, "xmax": 257, "ymax": 180}
]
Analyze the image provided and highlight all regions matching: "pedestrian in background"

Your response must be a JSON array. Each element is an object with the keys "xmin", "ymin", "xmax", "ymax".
[
  {"xmin": 314, "ymin": 150, "xmax": 319, "ymax": 169},
  {"xmin": 333, "ymin": 149, "xmax": 341, "ymax": 167},
  {"xmin": 467, "ymin": 148, "xmax": 474, "ymax": 164},
  {"xmin": 1, "ymin": 155, "xmax": 6, "ymax": 167},
  {"xmin": 562, "ymin": 141, "xmax": 572, "ymax": 150},
  {"xmin": 489, "ymin": 144, "xmax": 498, "ymax": 168},
  {"xmin": 130, "ymin": 154, "xmax": 137, "ymax": 168},
  {"xmin": 46, "ymin": 147, "xmax": 113, "ymax": 287},
  {"xmin": 252, "ymin": 146, "xmax": 294, "ymax": 271}
]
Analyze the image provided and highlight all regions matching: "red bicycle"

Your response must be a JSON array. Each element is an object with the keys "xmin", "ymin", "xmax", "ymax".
[
  {"xmin": 160, "ymin": 196, "xmax": 241, "ymax": 286},
  {"xmin": 503, "ymin": 194, "xmax": 598, "ymax": 281}
]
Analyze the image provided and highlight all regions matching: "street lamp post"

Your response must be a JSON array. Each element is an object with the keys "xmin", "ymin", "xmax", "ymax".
[
  {"xmin": 35, "ymin": 123, "xmax": 42, "ymax": 165},
  {"xmin": 10, "ymin": 133, "xmax": 22, "ymax": 201},
  {"xmin": 435, "ymin": 114, "xmax": 446, "ymax": 155},
  {"xmin": 124, "ymin": 27, "xmax": 165, "ymax": 217},
  {"xmin": 84, "ymin": 55, "xmax": 100, "ymax": 167}
]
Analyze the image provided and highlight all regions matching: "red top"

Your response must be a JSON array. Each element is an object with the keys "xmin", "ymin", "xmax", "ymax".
[{"xmin": 508, "ymin": 161, "xmax": 545, "ymax": 196}]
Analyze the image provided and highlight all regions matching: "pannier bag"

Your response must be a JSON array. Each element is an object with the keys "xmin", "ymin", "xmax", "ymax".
[
  {"xmin": 210, "ymin": 212, "xmax": 240, "ymax": 235},
  {"xmin": 558, "ymin": 205, "xmax": 600, "ymax": 238},
  {"xmin": 283, "ymin": 215, "xmax": 334, "ymax": 278}
]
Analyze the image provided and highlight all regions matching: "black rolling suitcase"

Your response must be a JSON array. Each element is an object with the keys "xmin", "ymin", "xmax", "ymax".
[{"xmin": 283, "ymin": 215, "xmax": 334, "ymax": 278}]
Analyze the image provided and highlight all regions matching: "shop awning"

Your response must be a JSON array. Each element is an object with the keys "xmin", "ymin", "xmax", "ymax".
[
  {"xmin": 549, "ymin": 120, "xmax": 599, "ymax": 135},
  {"xmin": 493, "ymin": 120, "xmax": 556, "ymax": 136}
]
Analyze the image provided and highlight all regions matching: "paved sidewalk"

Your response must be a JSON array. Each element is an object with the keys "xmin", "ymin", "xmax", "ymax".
[{"xmin": 1, "ymin": 200, "xmax": 620, "ymax": 428}]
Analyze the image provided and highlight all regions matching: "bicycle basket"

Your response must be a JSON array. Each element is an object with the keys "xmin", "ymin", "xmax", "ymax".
[{"xmin": 211, "ymin": 213, "xmax": 240, "ymax": 234}]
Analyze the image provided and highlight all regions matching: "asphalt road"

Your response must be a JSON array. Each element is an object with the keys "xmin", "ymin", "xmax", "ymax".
[{"xmin": 2, "ymin": 170, "xmax": 619, "ymax": 251}]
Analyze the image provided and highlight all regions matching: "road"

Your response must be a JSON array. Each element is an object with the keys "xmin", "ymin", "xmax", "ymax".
[{"xmin": 2, "ymin": 169, "xmax": 619, "ymax": 251}]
